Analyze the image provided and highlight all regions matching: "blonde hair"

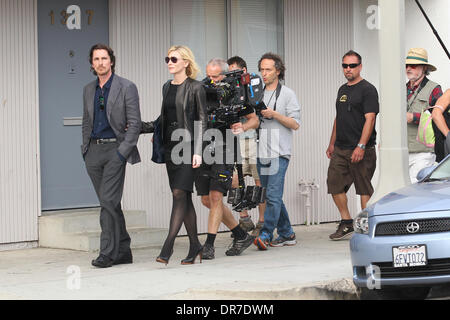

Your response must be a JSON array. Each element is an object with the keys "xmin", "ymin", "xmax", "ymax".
[{"xmin": 168, "ymin": 45, "xmax": 200, "ymax": 80}]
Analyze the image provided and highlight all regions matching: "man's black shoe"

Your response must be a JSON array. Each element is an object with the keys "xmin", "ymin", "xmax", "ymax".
[
  {"xmin": 113, "ymin": 250, "xmax": 133, "ymax": 265},
  {"xmin": 202, "ymin": 243, "xmax": 215, "ymax": 260},
  {"xmin": 91, "ymin": 254, "xmax": 114, "ymax": 268}
]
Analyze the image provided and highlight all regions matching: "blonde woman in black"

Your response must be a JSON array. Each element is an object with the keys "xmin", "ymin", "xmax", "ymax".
[{"xmin": 142, "ymin": 45, "xmax": 207, "ymax": 264}]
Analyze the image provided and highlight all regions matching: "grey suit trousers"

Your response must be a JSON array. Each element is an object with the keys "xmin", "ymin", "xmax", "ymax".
[{"xmin": 84, "ymin": 141, "xmax": 131, "ymax": 260}]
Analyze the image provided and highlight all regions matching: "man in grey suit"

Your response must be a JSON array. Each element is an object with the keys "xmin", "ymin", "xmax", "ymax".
[{"xmin": 82, "ymin": 43, "xmax": 141, "ymax": 268}]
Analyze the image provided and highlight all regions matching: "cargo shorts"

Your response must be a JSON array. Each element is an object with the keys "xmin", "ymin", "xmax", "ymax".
[
  {"xmin": 327, "ymin": 146, "xmax": 377, "ymax": 196},
  {"xmin": 233, "ymin": 138, "xmax": 259, "ymax": 180}
]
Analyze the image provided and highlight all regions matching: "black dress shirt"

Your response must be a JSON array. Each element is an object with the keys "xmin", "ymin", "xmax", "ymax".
[{"xmin": 91, "ymin": 74, "xmax": 116, "ymax": 139}]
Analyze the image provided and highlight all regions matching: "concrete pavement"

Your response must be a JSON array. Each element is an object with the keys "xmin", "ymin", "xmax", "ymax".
[{"xmin": 0, "ymin": 223, "xmax": 359, "ymax": 300}]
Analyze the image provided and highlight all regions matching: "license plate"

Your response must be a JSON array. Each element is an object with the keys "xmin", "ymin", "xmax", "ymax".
[{"xmin": 392, "ymin": 245, "xmax": 427, "ymax": 268}]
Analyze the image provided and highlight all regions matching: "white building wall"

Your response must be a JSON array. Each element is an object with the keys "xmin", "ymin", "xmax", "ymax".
[
  {"xmin": 353, "ymin": 0, "xmax": 450, "ymax": 102},
  {"xmin": 0, "ymin": 0, "xmax": 40, "ymax": 245},
  {"xmin": 404, "ymin": 0, "xmax": 450, "ymax": 90},
  {"xmin": 284, "ymin": 0, "xmax": 356, "ymax": 224}
]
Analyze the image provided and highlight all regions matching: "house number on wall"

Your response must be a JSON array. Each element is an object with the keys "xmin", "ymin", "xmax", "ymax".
[{"xmin": 48, "ymin": 5, "xmax": 94, "ymax": 29}]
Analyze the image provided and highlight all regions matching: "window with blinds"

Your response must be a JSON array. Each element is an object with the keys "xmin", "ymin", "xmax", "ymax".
[
  {"xmin": 170, "ymin": 0, "xmax": 283, "ymax": 79},
  {"xmin": 230, "ymin": 0, "xmax": 284, "ymax": 73}
]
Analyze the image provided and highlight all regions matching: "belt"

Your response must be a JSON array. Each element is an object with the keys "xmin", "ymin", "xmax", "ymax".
[{"xmin": 92, "ymin": 138, "xmax": 117, "ymax": 144}]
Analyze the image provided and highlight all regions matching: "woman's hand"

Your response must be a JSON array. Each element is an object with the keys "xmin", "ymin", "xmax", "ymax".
[{"xmin": 192, "ymin": 154, "xmax": 202, "ymax": 168}]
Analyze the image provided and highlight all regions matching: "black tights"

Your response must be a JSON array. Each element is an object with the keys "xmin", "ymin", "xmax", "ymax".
[{"xmin": 159, "ymin": 189, "xmax": 201, "ymax": 258}]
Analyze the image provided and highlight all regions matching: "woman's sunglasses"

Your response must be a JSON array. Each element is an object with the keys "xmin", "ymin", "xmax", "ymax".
[{"xmin": 165, "ymin": 56, "xmax": 178, "ymax": 64}]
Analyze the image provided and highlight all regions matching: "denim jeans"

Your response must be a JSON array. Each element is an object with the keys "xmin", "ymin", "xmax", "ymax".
[{"xmin": 257, "ymin": 157, "xmax": 294, "ymax": 241}]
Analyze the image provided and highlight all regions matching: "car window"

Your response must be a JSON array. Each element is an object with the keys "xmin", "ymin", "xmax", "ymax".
[{"xmin": 429, "ymin": 158, "xmax": 450, "ymax": 180}]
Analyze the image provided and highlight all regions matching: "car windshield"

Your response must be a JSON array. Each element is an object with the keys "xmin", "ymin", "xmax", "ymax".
[{"xmin": 428, "ymin": 157, "xmax": 450, "ymax": 180}]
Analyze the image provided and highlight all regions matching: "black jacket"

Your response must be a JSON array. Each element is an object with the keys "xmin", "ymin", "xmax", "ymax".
[{"xmin": 142, "ymin": 78, "xmax": 207, "ymax": 156}]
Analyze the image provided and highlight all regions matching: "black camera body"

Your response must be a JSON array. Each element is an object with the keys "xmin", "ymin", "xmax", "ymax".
[{"xmin": 204, "ymin": 69, "xmax": 264, "ymax": 128}]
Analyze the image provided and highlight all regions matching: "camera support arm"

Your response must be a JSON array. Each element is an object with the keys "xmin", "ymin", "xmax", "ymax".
[
  {"xmin": 234, "ymin": 136, "xmax": 246, "ymax": 189},
  {"xmin": 415, "ymin": 0, "xmax": 450, "ymax": 60}
]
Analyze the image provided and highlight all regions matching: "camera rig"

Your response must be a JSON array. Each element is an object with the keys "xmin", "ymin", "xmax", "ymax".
[
  {"xmin": 227, "ymin": 161, "xmax": 266, "ymax": 212},
  {"xmin": 203, "ymin": 69, "xmax": 265, "ymax": 128},
  {"xmin": 202, "ymin": 69, "xmax": 267, "ymax": 212},
  {"xmin": 201, "ymin": 140, "xmax": 266, "ymax": 212},
  {"xmin": 227, "ymin": 137, "xmax": 266, "ymax": 213}
]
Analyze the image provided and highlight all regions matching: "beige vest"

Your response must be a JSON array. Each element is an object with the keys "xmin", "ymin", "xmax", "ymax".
[{"xmin": 407, "ymin": 79, "xmax": 439, "ymax": 153}]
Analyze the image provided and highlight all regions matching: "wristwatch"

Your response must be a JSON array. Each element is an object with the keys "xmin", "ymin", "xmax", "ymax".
[{"xmin": 357, "ymin": 143, "xmax": 366, "ymax": 150}]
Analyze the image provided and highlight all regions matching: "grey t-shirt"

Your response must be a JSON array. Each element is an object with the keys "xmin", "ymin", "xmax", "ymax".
[{"xmin": 258, "ymin": 85, "xmax": 301, "ymax": 159}]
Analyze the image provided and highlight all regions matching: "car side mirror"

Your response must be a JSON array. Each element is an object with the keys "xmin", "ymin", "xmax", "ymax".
[{"xmin": 416, "ymin": 165, "xmax": 437, "ymax": 182}]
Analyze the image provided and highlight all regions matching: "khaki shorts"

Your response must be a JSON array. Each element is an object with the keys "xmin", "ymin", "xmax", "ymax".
[
  {"xmin": 327, "ymin": 146, "xmax": 376, "ymax": 196},
  {"xmin": 234, "ymin": 138, "xmax": 260, "ymax": 180}
]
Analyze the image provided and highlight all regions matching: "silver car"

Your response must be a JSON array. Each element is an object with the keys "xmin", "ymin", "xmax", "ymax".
[{"xmin": 351, "ymin": 156, "xmax": 450, "ymax": 299}]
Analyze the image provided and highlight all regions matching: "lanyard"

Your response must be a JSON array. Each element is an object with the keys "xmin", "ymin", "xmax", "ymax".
[{"xmin": 264, "ymin": 82, "xmax": 282, "ymax": 111}]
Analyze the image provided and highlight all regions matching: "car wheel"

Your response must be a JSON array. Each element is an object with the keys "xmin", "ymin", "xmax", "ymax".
[{"xmin": 358, "ymin": 286, "xmax": 431, "ymax": 300}]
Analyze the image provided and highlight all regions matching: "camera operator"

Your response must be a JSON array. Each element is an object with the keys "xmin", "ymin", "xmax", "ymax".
[
  {"xmin": 253, "ymin": 53, "xmax": 301, "ymax": 251},
  {"xmin": 197, "ymin": 58, "xmax": 259, "ymax": 259},
  {"xmin": 227, "ymin": 56, "xmax": 265, "ymax": 237}
]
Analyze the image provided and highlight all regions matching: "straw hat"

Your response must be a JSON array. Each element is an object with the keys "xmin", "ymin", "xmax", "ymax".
[{"xmin": 405, "ymin": 48, "xmax": 437, "ymax": 72}]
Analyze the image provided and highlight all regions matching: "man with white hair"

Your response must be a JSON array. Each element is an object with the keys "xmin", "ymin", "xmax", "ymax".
[{"xmin": 405, "ymin": 48, "xmax": 443, "ymax": 183}]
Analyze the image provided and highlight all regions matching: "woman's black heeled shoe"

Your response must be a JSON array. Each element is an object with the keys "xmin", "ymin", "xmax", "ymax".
[
  {"xmin": 156, "ymin": 256, "xmax": 169, "ymax": 265},
  {"xmin": 156, "ymin": 249, "xmax": 173, "ymax": 266},
  {"xmin": 181, "ymin": 246, "xmax": 203, "ymax": 265}
]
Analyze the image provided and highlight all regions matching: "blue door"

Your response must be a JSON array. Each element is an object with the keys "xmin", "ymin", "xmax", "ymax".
[{"xmin": 38, "ymin": 0, "xmax": 109, "ymax": 210}]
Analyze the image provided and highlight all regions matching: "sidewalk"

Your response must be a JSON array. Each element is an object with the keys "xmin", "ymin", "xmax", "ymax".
[{"xmin": 0, "ymin": 223, "xmax": 356, "ymax": 300}]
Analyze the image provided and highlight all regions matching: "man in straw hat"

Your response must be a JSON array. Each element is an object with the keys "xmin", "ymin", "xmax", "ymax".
[{"xmin": 405, "ymin": 48, "xmax": 442, "ymax": 183}]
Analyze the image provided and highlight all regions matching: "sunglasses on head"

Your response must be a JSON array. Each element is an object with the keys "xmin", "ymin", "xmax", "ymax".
[
  {"xmin": 165, "ymin": 56, "xmax": 178, "ymax": 64},
  {"xmin": 342, "ymin": 63, "xmax": 360, "ymax": 69},
  {"xmin": 99, "ymin": 95, "xmax": 105, "ymax": 111}
]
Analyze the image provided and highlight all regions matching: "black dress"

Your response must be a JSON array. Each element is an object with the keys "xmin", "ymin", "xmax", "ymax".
[{"xmin": 163, "ymin": 83, "xmax": 196, "ymax": 192}]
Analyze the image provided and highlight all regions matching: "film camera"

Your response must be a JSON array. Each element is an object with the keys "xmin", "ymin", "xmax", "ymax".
[
  {"xmin": 227, "ymin": 184, "xmax": 266, "ymax": 212},
  {"xmin": 203, "ymin": 69, "xmax": 265, "ymax": 128}
]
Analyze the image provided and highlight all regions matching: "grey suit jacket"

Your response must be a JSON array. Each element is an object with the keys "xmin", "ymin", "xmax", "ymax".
[{"xmin": 82, "ymin": 74, "xmax": 141, "ymax": 164}]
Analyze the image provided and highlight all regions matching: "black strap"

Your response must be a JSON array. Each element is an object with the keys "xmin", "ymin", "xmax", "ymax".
[
  {"xmin": 233, "ymin": 136, "xmax": 245, "ymax": 188},
  {"xmin": 407, "ymin": 77, "xmax": 429, "ymax": 111},
  {"xmin": 263, "ymin": 82, "xmax": 283, "ymax": 111},
  {"xmin": 272, "ymin": 82, "xmax": 283, "ymax": 111},
  {"xmin": 256, "ymin": 82, "xmax": 283, "ymax": 141}
]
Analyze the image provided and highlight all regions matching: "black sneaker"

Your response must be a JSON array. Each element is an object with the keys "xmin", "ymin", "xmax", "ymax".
[
  {"xmin": 329, "ymin": 221, "xmax": 354, "ymax": 241},
  {"xmin": 202, "ymin": 242, "xmax": 215, "ymax": 260},
  {"xmin": 225, "ymin": 233, "xmax": 255, "ymax": 256}
]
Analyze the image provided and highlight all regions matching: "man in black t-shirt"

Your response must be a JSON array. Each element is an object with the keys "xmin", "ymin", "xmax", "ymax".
[
  {"xmin": 326, "ymin": 50, "xmax": 379, "ymax": 241},
  {"xmin": 196, "ymin": 58, "xmax": 259, "ymax": 259}
]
